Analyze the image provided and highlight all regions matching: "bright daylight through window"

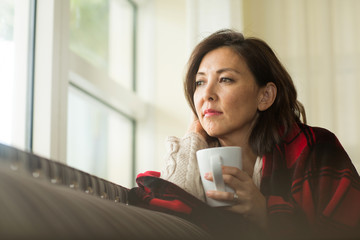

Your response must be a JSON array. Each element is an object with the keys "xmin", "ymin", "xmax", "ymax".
[
  {"xmin": 67, "ymin": 0, "xmax": 137, "ymax": 187},
  {"xmin": 0, "ymin": 0, "xmax": 14, "ymax": 145},
  {"xmin": 0, "ymin": 0, "xmax": 33, "ymax": 151}
]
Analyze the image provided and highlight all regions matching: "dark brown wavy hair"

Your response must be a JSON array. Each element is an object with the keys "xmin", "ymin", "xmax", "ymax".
[{"xmin": 184, "ymin": 29, "xmax": 306, "ymax": 155}]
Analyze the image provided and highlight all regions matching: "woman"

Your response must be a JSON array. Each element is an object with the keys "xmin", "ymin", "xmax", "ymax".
[{"xmin": 160, "ymin": 29, "xmax": 360, "ymax": 238}]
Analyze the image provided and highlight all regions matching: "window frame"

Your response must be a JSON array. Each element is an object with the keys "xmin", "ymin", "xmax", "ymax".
[
  {"xmin": 67, "ymin": 0, "xmax": 142, "ymax": 184},
  {"xmin": 31, "ymin": 0, "xmax": 150, "ymax": 186},
  {"xmin": 32, "ymin": 0, "xmax": 69, "ymax": 162}
]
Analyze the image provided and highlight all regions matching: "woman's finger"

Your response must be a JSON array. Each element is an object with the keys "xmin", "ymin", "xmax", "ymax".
[
  {"xmin": 204, "ymin": 166, "xmax": 250, "ymax": 182},
  {"xmin": 206, "ymin": 190, "xmax": 235, "ymax": 202},
  {"xmin": 222, "ymin": 166, "xmax": 250, "ymax": 181}
]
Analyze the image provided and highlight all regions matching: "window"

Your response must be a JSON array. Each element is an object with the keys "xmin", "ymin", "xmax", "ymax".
[
  {"xmin": 67, "ymin": 86, "xmax": 134, "ymax": 186},
  {"xmin": 67, "ymin": 0, "xmax": 140, "ymax": 187},
  {"xmin": 1, "ymin": 0, "xmax": 153, "ymax": 188},
  {"xmin": 0, "ymin": 0, "xmax": 35, "ymax": 150}
]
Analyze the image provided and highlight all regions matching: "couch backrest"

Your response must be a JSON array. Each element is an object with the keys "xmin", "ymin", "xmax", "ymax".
[{"xmin": 0, "ymin": 143, "xmax": 129, "ymax": 203}]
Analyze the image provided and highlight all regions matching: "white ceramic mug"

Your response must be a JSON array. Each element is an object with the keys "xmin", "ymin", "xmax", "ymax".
[{"xmin": 196, "ymin": 146, "xmax": 242, "ymax": 207}]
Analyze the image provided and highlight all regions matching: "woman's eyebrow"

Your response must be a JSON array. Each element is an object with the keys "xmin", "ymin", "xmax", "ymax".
[
  {"xmin": 196, "ymin": 68, "xmax": 240, "ymax": 76},
  {"xmin": 196, "ymin": 72, "xmax": 206, "ymax": 76},
  {"xmin": 216, "ymin": 68, "xmax": 240, "ymax": 74}
]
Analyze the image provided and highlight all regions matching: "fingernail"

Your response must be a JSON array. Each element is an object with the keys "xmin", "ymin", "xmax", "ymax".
[
  {"xmin": 206, "ymin": 190, "xmax": 214, "ymax": 196},
  {"xmin": 204, "ymin": 172, "xmax": 210, "ymax": 179}
]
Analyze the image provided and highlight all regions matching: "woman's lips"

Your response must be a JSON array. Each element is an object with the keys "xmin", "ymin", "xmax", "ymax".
[{"xmin": 204, "ymin": 109, "xmax": 222, "ymax": 117}]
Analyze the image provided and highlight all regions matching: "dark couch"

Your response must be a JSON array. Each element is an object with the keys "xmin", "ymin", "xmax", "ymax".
[{"xmin": 0, "ymin": 143, "xmax": 210, "ymax": 239}]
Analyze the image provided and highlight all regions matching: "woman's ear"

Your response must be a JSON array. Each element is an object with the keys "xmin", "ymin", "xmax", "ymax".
[{"xmin": 258, "ymin": 82, "xmax": 277, "ymax": 111}]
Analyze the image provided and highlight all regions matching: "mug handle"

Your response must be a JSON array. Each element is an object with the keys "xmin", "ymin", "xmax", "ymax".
[{"xmin": 211, "ymin": 155, "xmax": 226, "ymax": 192}]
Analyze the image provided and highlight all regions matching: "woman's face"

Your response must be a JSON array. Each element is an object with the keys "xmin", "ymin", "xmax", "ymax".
[{"xmin": 194, "ymin": 47, "xmax": 264, "ymax": 145}]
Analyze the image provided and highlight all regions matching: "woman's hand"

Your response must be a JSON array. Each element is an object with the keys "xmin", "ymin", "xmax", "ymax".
[
  {"xmin": 205, "ymin": 166, "xmax": 268, "ymax": 229},
  {"xmin": 187, "ymin": 115, "xmax": 214, "ymax": 144}
]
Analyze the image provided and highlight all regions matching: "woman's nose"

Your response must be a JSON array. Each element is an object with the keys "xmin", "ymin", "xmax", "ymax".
[{"xmin": 203, "ymin": 80, "xmax": 217, "ymax": 101}]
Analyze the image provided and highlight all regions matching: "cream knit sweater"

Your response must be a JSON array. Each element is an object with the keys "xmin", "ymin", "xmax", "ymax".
[
  {"xmin": 160, "ymin": 132, "xmax": 263, "ymax": 202},
  {"xmin": 160, "ymin": 132, "xmax": 208, "ymax": 201}
]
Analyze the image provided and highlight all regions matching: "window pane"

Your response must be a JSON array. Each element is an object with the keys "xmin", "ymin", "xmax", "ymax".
[
  {"xmin": 67, "ymin": 86, "xmax": 133, "ymax": 187},
  {"xmin": 0, "ymin": 0, "xmax": 31, "ymax": 149},
  {"xmin": 0, "ymin": 0, "xmax": 15, "ymax": 145},
  {"xmin": 69, "ymin": 0, "xmax": 135, "ymax": 90}
]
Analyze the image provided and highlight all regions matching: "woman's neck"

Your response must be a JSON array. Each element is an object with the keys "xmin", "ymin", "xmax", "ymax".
[{"xmin": 241, "ymin": 146, "xmax": 258, "ymax": 177}]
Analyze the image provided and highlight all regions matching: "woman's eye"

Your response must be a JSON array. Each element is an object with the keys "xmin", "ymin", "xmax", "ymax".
[
  {"xmin": 195, "ymin": 80, "xmax": 204, "ymax": 86},
  {"xmin": 220, "ymin": 77, "xmax": 233, "ymax": 83}
]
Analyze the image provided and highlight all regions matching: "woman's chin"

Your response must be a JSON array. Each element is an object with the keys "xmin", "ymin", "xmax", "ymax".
[{"xmin": 205, "ymin": 130, "xmax": 220, "ymax": 138}]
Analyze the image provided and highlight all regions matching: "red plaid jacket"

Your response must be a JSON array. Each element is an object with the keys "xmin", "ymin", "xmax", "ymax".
[
  {"xmin": 262, "ymin": 123, "xmax": 360, "ymax": 238},
  {"xmin": 130, "ymin": 123, "xmax": 360, "ymax": 239}
]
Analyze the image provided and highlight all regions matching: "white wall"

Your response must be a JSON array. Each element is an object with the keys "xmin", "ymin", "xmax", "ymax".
[{"xmin": 153, "ymin": 0, "xmax": 191, "ymax": 170}]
